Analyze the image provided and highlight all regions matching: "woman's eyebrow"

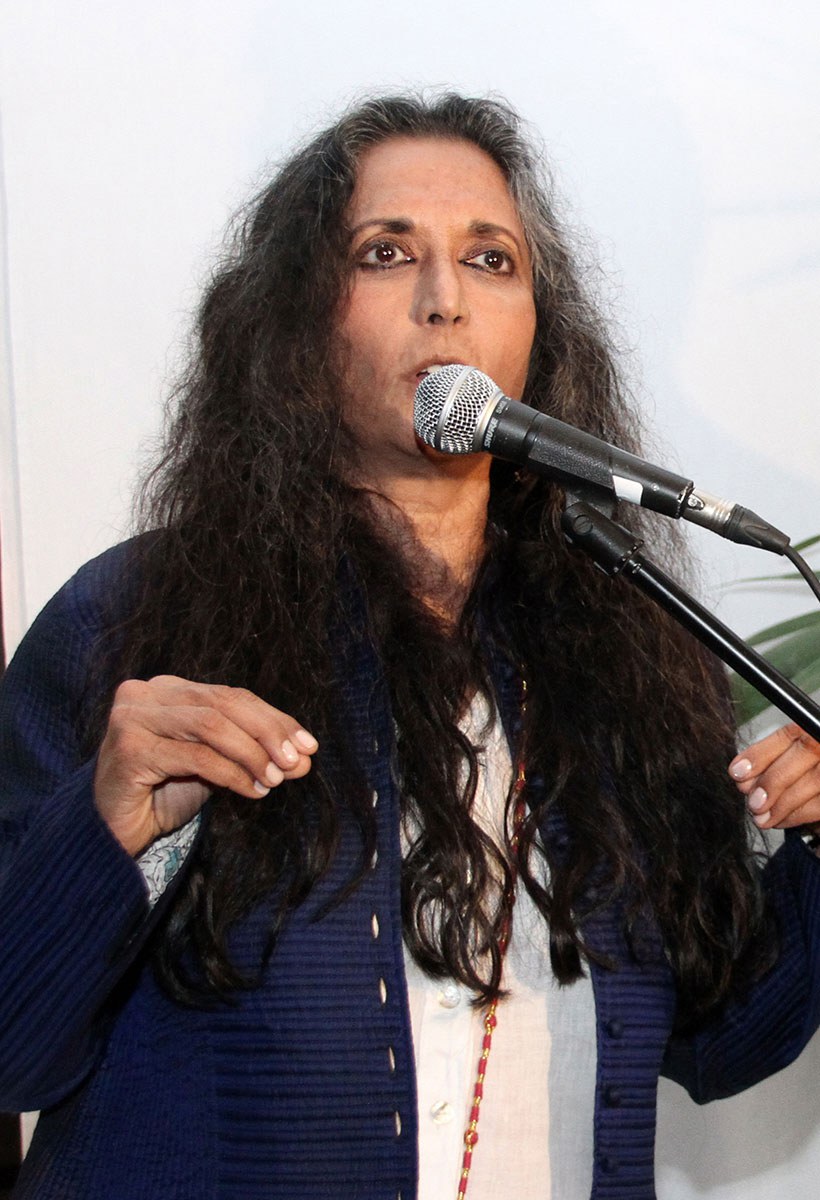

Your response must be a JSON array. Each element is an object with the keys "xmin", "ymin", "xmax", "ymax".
[
  {"xmin": 468, "ymin": 220, "xmax": 524, "ymax": 252},
  {"xmin": 347, "ymin": 217, "xmax": 524, "ymax": 254},
  {"xmin": 348, "ymin": 217, "xmax": 414, "ymax": 239}
]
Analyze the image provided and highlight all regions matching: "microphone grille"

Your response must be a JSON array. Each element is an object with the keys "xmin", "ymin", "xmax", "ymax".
[{"xmin": 414, "ymin": 365, "xmax": 499, "ymax": 454}]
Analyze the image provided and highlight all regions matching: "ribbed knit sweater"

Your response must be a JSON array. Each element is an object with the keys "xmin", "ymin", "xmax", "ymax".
[{"xmin": 2, "ymin": 542, "xmax": 820, "ymax": 1199}]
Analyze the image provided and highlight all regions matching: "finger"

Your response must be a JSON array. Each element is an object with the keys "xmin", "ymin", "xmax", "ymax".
[
  {"xmin": 729, "ymin": 724, "xmax": 812, "ymax": 791},
  {"xmin": 146, "ymin": 735, "xmax": 277, "ymax": 799},
  {"xmin": 761, "ymin": 737, "xmax": 820, "ymax": 794},
  {"xmin": 209, "ymin": 685, "xmax": 319, "ymax": 770},
  {"xmin": 110, "ymin": 700, "xmax": 277, "ymax": 793},
  {"xmin": 750, "ymin": 759, "xmax": 820, "ymax": 830},
  {"xmin": 766, "ymin": 796, "xmax": 820, "ymax": 830},
  {"xmin": 146, "ymin": 678, "xmax": 319, "ymax": 771},
  {"xmin": 108, "ymin": 720, "xmax": 274, "ymax": 800}
]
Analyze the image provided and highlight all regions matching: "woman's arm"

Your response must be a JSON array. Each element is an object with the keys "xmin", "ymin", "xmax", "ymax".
[
  {"xmin": 663, "ymin": 828, "xmax": 820, "ymax": 1101},
  {"xmin": 0, "ymin": 557, "xmax": 155, "ymax": 1109},
  {"xmin": 0, "ymin": 546, "xmax": 319, "ymax": 1110},
  {"xmin": 663, "ymin": 726, "xmax": 820, "ymax": 1102}
]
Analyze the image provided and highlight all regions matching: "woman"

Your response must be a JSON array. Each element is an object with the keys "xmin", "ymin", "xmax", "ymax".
[{"xmin": 1, "ymin": 93, "xmax": 819, "ymax": 1200}]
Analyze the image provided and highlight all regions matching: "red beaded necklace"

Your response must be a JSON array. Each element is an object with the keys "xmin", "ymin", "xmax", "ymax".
[{"xmin": 456, "ymin": 734, "xmax": 528, "ymax": 1200}]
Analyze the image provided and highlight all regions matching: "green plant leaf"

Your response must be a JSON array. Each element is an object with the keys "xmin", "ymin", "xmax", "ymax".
[
  {"xmin": 747, "ymin": 610, "xmax": 820, "ymax": 647},
  {"xmin": 728, "ymin": 534, "xmax": 819, "ymax": 587},
  {"xmin": 728, "ymin": 533, "xmax": 820, "ymax": 726},
  {"xmin": 731, "ymin": 674, "xmax": 774, "ymax": 723},
  {"xmin": 732, "ymin": 570, "xmax": 817, "ymax": 585},
  {"xmin": 757, "ymin": 626, "xmax": 820, "ymax": 678},
  {"xmin": 793, "ymin": 657, "xmax": 820, "ymax": 698},
  {"xmin": 731, "ymin": 621, "xmax": 820, "ymax": 725}
]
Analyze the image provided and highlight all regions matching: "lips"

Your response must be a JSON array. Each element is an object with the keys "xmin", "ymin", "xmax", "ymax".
[{"xmin": 414, "ymin": 361, "xmax": 465, "ymax": 381}]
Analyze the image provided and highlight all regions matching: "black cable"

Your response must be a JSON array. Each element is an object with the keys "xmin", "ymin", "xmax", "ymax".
[{"xmin": 784, "ymin": 544, "xmax": 820, "ymax": 606}]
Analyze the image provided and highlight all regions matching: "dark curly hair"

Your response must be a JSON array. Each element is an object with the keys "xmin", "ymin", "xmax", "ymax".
[{"xmin": 89, "ymin": 92, "xmax": 774, "ymax": 1024}]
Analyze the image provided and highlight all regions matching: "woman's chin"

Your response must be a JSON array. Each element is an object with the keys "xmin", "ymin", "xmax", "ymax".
[{"xmin": 415, "ymin": 437, "xmax": 489, "ymax": 472}]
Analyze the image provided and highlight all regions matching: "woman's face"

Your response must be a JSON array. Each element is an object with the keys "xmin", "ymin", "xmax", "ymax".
[{"xmin": 336, "ymin": 135, "xmax": 537, "ymax": 481}]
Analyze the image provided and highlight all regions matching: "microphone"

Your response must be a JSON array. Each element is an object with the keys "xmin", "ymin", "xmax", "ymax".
[{"xmin": 414, "ymin": 364, "xmax": 790, "ymax": 553}]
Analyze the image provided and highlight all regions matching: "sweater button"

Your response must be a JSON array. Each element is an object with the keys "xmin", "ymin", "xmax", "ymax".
[
  {"xmin": 603, "ymin": 1085, "xmax": 623, "ymax": 1108},
  {"xmin": 438, "ymin": 983, "xmax": 460, "ymax": 1009},
  {"xmin": 605, "ymin": 1018, "xmax": 624, "ymax": 1039},
  {"xmin": 599, "ymin": 1154, "xmax": 619, "ymax": 1174}
]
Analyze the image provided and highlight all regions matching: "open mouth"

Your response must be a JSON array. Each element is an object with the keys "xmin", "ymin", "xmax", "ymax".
[{"xmin": 415, "ymin": 364, "xmax": 451, "ymax": 381}]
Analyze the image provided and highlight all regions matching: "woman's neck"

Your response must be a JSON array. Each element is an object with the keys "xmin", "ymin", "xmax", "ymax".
[{"xmin": 356, "ymin": 459, "xmax": 491, "ymax": 619}]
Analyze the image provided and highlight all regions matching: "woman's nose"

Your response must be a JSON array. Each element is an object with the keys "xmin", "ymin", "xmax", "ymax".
[{"xmin": 410, "ymin": 259, "xmax": 468, "ymax": 326}]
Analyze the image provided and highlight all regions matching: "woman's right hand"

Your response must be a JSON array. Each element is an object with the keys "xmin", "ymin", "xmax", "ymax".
[{"xmin": 93, "ymin": 675, "xmax": 319, "ymax": 857}]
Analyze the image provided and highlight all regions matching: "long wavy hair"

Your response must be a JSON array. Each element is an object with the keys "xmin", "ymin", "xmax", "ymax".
[{"xmin": 91, "ymin": 93, "xmax": 774, "ymax": 1024}]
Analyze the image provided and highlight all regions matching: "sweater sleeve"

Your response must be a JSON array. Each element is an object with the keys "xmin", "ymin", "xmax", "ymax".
[
  {"xmin": 0, "ymin": 546, "xmax": 185, "ymax": 1111},
  {"xmin": 662, "ymin": 831, "xmax": 820, "ymax": 1102}
]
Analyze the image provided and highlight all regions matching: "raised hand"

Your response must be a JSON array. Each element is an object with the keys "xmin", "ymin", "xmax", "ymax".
[
  {"xmin": 94, "ymin": 675, "xmax": 318, "ymax": 856},
  {"xmin": 729, "ymin": 723, "xmax": 820, "ymax": 832}
]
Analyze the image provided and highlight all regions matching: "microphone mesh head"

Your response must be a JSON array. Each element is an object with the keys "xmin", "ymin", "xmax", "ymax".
[{"xmin": 413, "ymin": 365, "xmax": 499, "ymax": 454}]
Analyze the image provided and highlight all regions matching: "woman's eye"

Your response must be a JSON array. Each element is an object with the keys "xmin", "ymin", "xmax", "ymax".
[
  {"xmin": 466, "ymin": 249, "xmax": 513, "ymax": 274},
  {"xmin": 359, "ymin": 241, "xmax": 413, "ymax": 269}
]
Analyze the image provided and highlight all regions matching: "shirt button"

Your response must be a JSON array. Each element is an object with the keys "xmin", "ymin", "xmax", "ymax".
[
  {"xmin": 430, "ymin": 1100, "xmax": 454, "ymax": 1125},
  {"xmin": 438, "ymin": 983, "xmax": 460, "ymax": 1009}
]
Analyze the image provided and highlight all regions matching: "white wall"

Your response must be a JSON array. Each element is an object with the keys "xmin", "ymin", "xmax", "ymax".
[{"xmin": 2, "ymin": 1, "xmax": 820, "ymax": 1193}]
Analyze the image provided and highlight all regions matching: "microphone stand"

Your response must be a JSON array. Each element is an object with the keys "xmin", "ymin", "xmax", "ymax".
[{"xmin": 561, "ymin": 491, "xmax": 820, "ymax": 741}]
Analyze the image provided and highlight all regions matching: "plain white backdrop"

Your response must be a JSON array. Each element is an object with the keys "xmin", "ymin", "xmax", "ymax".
[{"xmin": 2, "ymin": 1, "xmax": 820, "ymax": 1194}]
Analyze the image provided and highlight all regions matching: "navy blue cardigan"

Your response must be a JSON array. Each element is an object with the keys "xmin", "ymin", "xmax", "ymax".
[{"xmin": 3, "ymin": 542, "xmax": 820, "ymax": 1199}]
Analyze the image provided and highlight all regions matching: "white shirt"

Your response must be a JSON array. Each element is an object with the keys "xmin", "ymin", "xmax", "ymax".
[{"xmin": 404, "ymin": 693, "xmax": 596, "ymax": 1200}]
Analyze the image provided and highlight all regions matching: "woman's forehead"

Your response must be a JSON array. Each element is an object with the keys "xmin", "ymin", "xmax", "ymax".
[{"xmin": 346, "ymin": 136, "xmax": 524, "ymax": 237}]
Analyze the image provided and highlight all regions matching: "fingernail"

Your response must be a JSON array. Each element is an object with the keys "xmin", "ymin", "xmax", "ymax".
[
  {"xmin": 280, "ymin": 739, "xmax": 299, "ymax": 765},
  {"xmin": 293, "ymin": 729, "xmax": 318, "ymax": 752},
  {"xmin": 748, "ymin": 787, "xmax": 768, "ymax": 813},
  {"xmin": 254, "ymin": 780, "xmax": 271, "ymax": 796},
  {"xmin": 729, "ymin": 758, "xmax": 754, "ymax": 781},
  {"xmin": 265, "ymin": 761, "xmax": 285, "ymax": 786}
]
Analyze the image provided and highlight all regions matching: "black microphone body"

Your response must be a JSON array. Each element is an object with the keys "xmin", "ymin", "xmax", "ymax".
[
  {"xmin": 483, "ymin": 395, "xmax": 692, "ymax": 519},
  {"xmin": 413, "ymin": 364, "xmax": 790, "ymax": 554}
]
